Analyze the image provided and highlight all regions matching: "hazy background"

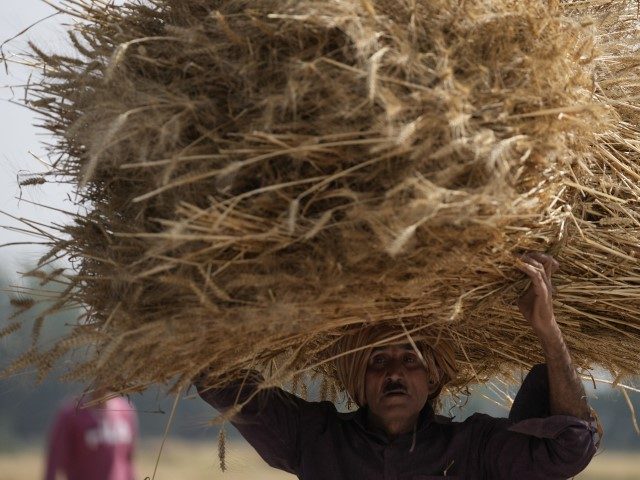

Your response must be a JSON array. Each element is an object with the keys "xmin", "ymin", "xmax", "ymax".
[{"xmin": 0, "ymin": 2, "xmax": 639, "ymax": 479}]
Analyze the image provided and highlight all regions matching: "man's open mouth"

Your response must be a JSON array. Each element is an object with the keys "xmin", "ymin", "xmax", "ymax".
[{"xmin": 383, "ymin": 388, "xmax": 408, "ymax": 397}]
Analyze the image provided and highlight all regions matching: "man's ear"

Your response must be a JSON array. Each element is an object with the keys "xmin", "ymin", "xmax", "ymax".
[
  {"xmin": 427, "ymin": 366, "xmax": 444, "ymax": 400},
  {"xmin": 358, "ymin": 382, "xmax": 367, "ymax": 407},
  {"xmin": 427, "ymin": 384, "xmax": 443, "ymax": 401}
]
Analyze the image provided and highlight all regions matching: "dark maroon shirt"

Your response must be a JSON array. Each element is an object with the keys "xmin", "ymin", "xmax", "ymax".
[{"xmin": 196, "ymin": 365, "xmax": 596, "ymax": 479}]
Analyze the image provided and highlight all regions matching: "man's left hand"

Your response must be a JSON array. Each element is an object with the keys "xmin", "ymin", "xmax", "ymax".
[
  {"xmin": 517, "ymin": 252, "xmax": 560, "ymax": 338},
  {"xmin": 516, "ymin": 252, "xmax": 593, "ymax": 421}
]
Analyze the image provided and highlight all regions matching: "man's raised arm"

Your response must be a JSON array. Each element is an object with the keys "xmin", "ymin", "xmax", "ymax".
[
  {"xmin": 517, "ymin": 252, "xmax": 591, "ymax": 420},
  {"xmin": 477, "ymin": 253, "xmax": 597, "ymax": 480},
  {"xmin": 194, "ymin": 369, "xmax": 303, "ymax": 474}
]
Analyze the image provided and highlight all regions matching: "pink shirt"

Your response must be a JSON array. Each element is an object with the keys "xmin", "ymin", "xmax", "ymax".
[{"xmin": 45, "ymin": 396, "xmax": 137, "ymax": 480}]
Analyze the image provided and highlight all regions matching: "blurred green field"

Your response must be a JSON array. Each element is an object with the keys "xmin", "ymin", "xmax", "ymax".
[{"xmin": 1, "ymin": 440, "xmax": 638, "ymax": 480}]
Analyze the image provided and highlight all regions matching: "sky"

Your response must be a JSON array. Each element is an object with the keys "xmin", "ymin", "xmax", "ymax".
[{"xmin": 0, "ymin": 1, "xmax": 73, "ymax": 281}]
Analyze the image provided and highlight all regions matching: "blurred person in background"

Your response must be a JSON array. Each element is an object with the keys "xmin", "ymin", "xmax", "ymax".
[{"xmin": 44, "ymin": 387, "xmax": 137, "ymax": 480}]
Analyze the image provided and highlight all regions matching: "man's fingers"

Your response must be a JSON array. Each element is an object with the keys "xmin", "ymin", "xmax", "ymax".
[
  {"xmin": 527, "ymin": 252, "xmax": 559, "ymax": 275},
  {"xmin": 518, "ymin": 261, "xmax": 544, "ymax": 283},
  {"xmin": 523, "ymin": 255, "xmax": 547, "ymax": 272},
  {"xmin": 528, "ymin": 258, "xmax": 554, "ymax": 294},
  {"xmin": 518, "ymin": 258, "xmax": 553, "ymax": 297},
  {"xmin": 522, "ymin": 257, "xmax": 547, "ymax": 278},
  {"xmin": 522, "ymin": 254, "xmax": 556, "ymax": 283}
]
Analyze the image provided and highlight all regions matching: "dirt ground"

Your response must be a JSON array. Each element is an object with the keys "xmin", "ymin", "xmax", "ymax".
[{"xmin": 1, "ymin": 440, "xmax": 637, "ymax": 480}]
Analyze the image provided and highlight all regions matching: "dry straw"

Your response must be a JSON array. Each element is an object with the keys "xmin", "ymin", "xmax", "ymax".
[{"xmin": 3, "ymin": 0, "xmax": 640, "ymax": 401}]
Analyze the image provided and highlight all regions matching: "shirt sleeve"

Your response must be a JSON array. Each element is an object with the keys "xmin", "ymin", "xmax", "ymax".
[
  {"xmin": 476, "ymin": 363, "xmax": 597, "ymax": 479},
  {"xmin": 44, "ymin": 404, "xmax": 72, "ymax": 480},
  {"xmin": 509, "ymin": 363, "xmax": 550, "ymax": 422},
  {"xmin": 477, "ymin": 413, "xmax": 597, "ymax": 480},
  {"xmin": 195, "ymin": 370, "xmax": 304, "ymax": 475},
  {"xmin": 475, "ymin": 363, "xmax": 596, "ymax": 480}
]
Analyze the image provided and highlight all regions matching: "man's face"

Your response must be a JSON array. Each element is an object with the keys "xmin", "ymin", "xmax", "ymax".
[{"xmin": 364, "ymin": 344, "xmax": 431, "ymax": 423}]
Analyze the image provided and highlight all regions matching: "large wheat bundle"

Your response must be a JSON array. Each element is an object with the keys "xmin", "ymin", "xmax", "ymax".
[{"xmin": 4, "ymin": 0, "xmax": 640, "ymax": 397}]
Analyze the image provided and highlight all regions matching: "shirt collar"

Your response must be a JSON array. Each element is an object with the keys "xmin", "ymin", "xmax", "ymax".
[{"xmin": 341, "ymin": 402, "xmax": 436, "ymax": 443}]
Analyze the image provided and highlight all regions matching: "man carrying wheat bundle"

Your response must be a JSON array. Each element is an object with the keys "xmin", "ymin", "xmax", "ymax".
[
  {"xmin": 195, "ymin": 252, "xmax": 597, "ymax": 479},
  {"xmin": 9, "ymin": 0, "xmax": 639, "ymax": 478}
]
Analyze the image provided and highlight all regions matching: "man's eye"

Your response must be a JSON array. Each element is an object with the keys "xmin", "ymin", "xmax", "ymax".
[
  {"xmin": 404, "ymin": 355, "xmax": 416, "ymax": 363},
  {"xmin": 373, "ymin": 356, "xmax": 386, "ymax": 365}
]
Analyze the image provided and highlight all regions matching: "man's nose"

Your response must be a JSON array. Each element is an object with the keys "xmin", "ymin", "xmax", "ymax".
[{"xmin": 385, "ymin": 358, "xmax": 406, "ymax": 379}]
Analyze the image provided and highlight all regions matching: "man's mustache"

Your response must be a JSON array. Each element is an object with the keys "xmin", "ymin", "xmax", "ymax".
[{"xmin": 382, "ymin": 380, "xmax": 408, "ymax": 394}]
